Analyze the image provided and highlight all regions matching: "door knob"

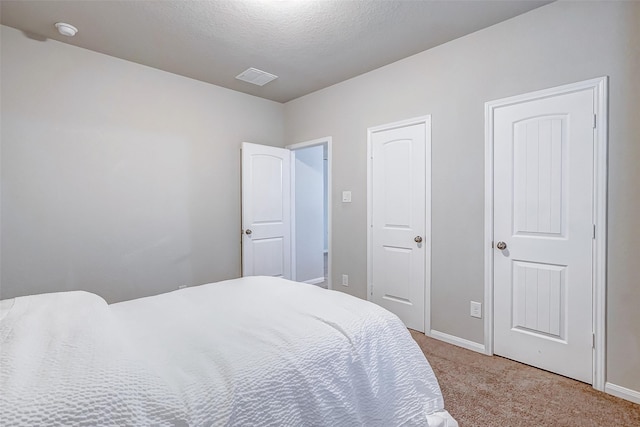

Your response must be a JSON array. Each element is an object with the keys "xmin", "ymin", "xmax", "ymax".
[
  {"xmin": 414, "ymin": 236, "xmax": 423, "ymax": 243},
  {"xmin": 245, "ymin": 229, "xmax": 252, "ymax": 235},
  {"xmin": 496, "ymin": 241, "xmax": 507, "ymax": 250}
]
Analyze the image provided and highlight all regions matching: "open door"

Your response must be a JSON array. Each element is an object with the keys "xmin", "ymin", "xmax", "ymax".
[{"xmin": 241, "ymin": 142, "xmax": 291, "ymax": 279}]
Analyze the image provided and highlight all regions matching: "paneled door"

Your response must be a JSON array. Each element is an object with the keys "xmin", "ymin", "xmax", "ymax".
[
  {"xmin": 369, "ymin": 118, "xmax": 430, "ymax": 332},
  {"xmin": 241, "ymin": 142, "xmax": 291, "ymax": 279},
  {"xmin": 492, "ymin": 88, "xmax": 595, "ymax": 383}
]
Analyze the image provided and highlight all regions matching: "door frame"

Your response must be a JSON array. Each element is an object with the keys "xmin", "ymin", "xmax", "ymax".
[
  {"xmin": 286, "ymin": 137, "xmax": 333, "ymax": 290},
  {"xmin": 484, "ymin": 77, "xmax": 608, "ymax": 390},
  {"xmin": 367, "ymin": 116, "xmax": 432, "ymax": 334}
]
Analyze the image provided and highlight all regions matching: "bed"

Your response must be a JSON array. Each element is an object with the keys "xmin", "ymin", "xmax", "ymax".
[{"xmin": 0, "ymin": 276, "xmax": 457, "ymax": 426}]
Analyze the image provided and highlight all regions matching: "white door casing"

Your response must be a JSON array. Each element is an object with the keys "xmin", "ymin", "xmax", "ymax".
[
  {"xmin": 241, "ymin": 142, "xmax": 291, "ymax": 279},
  {"xmin": 368, "ymin": 117, "xmax": 431, "ymax": 333},
  {"xmin": 485, "ymin": 77, "xmax": 608, "ymax": 388}
]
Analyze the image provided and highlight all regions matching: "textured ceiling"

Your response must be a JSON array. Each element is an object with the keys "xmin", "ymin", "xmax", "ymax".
[{"xmin": 0, "ymin": 0, "xmax": 551, "ymax": 103}]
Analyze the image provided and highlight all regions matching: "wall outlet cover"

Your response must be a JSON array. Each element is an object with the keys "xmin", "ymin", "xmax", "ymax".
[{"xmin": 470, "ymin": 301, "xmax": 482, "ymax": 318}]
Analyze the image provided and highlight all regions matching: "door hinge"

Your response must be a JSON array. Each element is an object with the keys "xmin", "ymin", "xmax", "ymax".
[
  {"xmin": 593, "ymin": 114, "xmax": 597, "ymax": 129},
  {"xmin": 491, "ymin": 241, "xmax": 494, "ymax": 248},
  {"xmin": 592, "ymin": 333, "xmax": 596, "ymax": 349},
  {"xmin": 593, "ymin": 224, "xmax": 596, "ymax": 239}
]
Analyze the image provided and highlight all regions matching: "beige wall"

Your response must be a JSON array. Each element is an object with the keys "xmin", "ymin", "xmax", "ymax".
[
  {"xmin": 0, "ymin": 25, "xmax": 284, "ymax": 303},
  {"xmin": 284, "ymin": 1, "xmax": 640, "ymax": 392}
]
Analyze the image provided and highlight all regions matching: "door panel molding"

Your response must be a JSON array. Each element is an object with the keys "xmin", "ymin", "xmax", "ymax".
[
  {"xmin": 484, "ymin": 77, "xmax": 608, "ymax": 390},
  {"xmin": 367, "ymin": 115, "xmax": 432, "ymax": 333}
]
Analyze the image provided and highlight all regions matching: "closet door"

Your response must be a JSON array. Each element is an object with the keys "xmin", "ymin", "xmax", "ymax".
[{"xmin": 368, "ymin": 118, "xmax": 430, "ymax": 332}]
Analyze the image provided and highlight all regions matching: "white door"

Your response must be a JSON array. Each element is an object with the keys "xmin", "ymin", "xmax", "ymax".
[
  {"xmin": 369, "ymin": 119, "xmax": 429, "ymax": 332},
  {"xmin": 493, "ymin": 89, "xmax": 594, "ymax": 383},
  {"xmin": 241, "ymin": 142, "xmax": 291, "ymax": 279}
]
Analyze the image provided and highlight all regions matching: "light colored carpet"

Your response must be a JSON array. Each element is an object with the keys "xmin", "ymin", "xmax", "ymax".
[{"xmin": 409, "ymin": 330, "xmax": 640, "ymax": 426}]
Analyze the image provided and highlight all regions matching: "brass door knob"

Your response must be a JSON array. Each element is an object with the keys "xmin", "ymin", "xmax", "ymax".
[
  {"xmin": 414, "ymin": 236, "xmax": 423, "ymax": 243},
  {"xmin": 496, "ymin": 241, "xmax": 507, "ymax": 250}
]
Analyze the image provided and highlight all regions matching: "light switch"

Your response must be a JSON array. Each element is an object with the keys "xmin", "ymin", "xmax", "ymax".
[{"xmin": 342, "ymin": 191, "xmax": 352, "ymax": 203}]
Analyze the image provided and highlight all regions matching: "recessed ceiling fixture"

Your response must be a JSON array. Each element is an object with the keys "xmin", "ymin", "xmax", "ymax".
[
  {"xmin": 235, "ymin": 68, "xmax": 278, "ymax": 86},
  {"xmin": 55, "ymin": 22, "xmax": 78, "ymax": 37}
]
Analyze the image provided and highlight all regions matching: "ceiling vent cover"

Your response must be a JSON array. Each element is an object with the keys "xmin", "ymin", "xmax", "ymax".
[{"xmin": 235, "ymin": 68, "xmax": 278, "ymax": 86}]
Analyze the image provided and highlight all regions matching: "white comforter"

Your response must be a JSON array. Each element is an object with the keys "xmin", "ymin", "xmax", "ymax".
[{"xmin": 0, "ymin": 276, "xmax": 457, "ymax": 426}]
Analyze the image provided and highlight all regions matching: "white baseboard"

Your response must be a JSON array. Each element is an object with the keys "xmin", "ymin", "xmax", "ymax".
[
  {"xmin": 430, "ymin": 329, "xmax": 486, "ymax": 354},
  {"xmin": 304, "ymin": 277, "xmax": 325, "ymax": 285},
  {"xmin": 605, "ymin": 382, "xmax": 640, "ymax": 404}
]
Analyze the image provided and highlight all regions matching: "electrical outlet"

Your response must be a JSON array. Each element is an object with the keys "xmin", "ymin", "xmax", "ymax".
[
  {"xmin": 470, "ymin": 301, "xmax": 482, "ymax": 318},
  {"xmin": 342, "ymin": 274, "xmax": 349, "ymax": 286},
  {"xmin": 178, "ymin": 285, "xmax": 187, "ymax": 290}
]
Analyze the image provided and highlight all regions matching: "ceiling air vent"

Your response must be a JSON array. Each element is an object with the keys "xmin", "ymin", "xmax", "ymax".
[{"xmin": 235, "ymin": 68, "xmax": 278, "ymax": 86}]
